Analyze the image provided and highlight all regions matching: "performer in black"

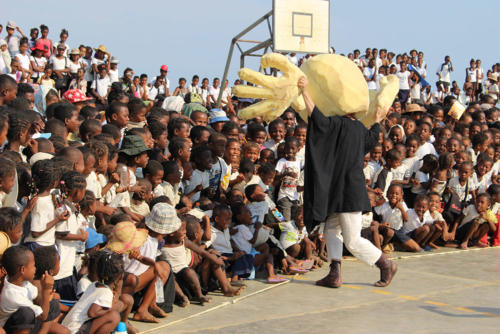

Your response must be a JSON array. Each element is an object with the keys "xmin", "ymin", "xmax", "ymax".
[{"xmin": 299, "ymin": 76, "xmax": 397, "ymax": 288}]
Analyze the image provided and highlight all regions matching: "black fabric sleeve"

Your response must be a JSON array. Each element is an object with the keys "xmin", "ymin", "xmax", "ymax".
[{"xmin": 365, "ymin": 122, "xmax": 381, "ymax": 154}]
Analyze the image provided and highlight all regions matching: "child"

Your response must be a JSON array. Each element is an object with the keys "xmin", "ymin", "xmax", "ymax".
[
  {"xmin": 275, "ymin": 137, "xmax": 303, "ymax": 221},
  {"xmin": 486, "ymin": 184, "xmax": 500, "ymax": 246},
  {"xmin": 473, "ymin": 153, "xmax": 493, "ymax": 193},
  {"xmin": 395, "ymin": 195, "xmax": 432, "ymax": 252},
  {"xmin": 453, "ymin": 193, "xmax": 497, "ymax": 249},
  {"xmin": 415, "ymin": 122, "xmax": 437, "ymax": 159},
  {"xmin": 0, "ymin": 158, "xmax": 16, "ymax": 208},
  {"xmin": 90, "ymin": 64, "xmax": 111, "ymax": 106},
  {"xmin": 246, "ymin": 123, "xmax": 267, "ymax": 147},
  {"xmin": 79, "ymin": 120, "xmax": 102, "ymax": 143},
  {"xmin": 105, "ymin": 102, "xmax": 129, "ymax": 141},
  {"xmin": 372, "ymin": 149, "xmax": 402, "ymax": 198},
  {"xmin": 129, "ymin": 178, "xmax": 152, "ymax": 222},
  {"xmin": 184, "ymin": 145, "xmax": 213, "ymax": 202},
  {"xmin": 430, "ymin": 153, "xmax": 454, "ymax": 196},
  {"xmin": 368, "ymin": 143, "xmax": 383, "ymax": 181},
  {"xmin": 208, "ymin": 133, "xmax": 231, "ymax": 195},
  {"xmin": 242, "ymin": 142, "xmax": 260, "ymax": 164},
  {"xmin": 154, "ymin": 161, "xmax": 182, "ymax": 207},
  {"xmin": 294, "ymin": 124, "xmax": 307, "ymax": 165},
  {"xmin": 424, "ymin": 192, "xmax": 449, "ymax": 248},
  {"xmin": 365, "ymin": 192, "xmax": 394, "ymax": 251},
  {"xmin": 127, "ymin": 98, "xmax": 147, "ymax": 130},
  {"xmin": 24, "ymin": 160, "xmax": 70, "ymax": 250},
  {"xmin": 0, "ymin": 246, "xmax": 64, "ymax": 333},
  {"xmin": 231, "ymin": 203, "xmax": 289, "ymax": 283},
  {"xmin": 120, "ymin": 209, "xmax": 171, "ymax": 323},
  {"xmin": 448, "ymin": 161, "xmax": 477, "ymax": 204},
  {"xmin": 54, "ymin": 171, "xmax": 88, "ymax": 306},
  {"xmin": 374, "ymin": 184, "xmax": 409, "ymax": 233},
  {"xmin": 54, "ymin": 104, "xmax": 81, "ymax": 143},
  {"xmin": 259, "ymin": 148, "xmax": 275, "ymax": 167},
  {"xmin": 61, "ymin": 251, "xmax": 124, "ymax": 334},
  {"xmin": 264, "ymin": 118, "xmax": 286, "ymax": 157},
  {"xmin": 0, "ymin": 207, "xmax": 24, "ymax": 244},
  {"xmin": 39, "ymin": 67, "xmax": 55, "ymax": 87},
  {"xmin": 168, "ymin": 137, "xmax": 191, "ymax": 176},
  {"xmin": 411, "ymin": 154, "xmax": 439, "ymax": 197}
]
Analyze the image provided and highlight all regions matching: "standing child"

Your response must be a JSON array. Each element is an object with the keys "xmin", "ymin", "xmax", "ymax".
[
  {"xmin": 264, "ymin": 118, "xmax": 286, "ymax": 157},
  {"xmin": 54, "ymin": 171, "xmax": 88, "ymax": 306},
  {"xmin": 24, "ymin": 160, "xmax": 70, "ymax": 251},
  {"xmin": 275, "ymin": 137, "xmax": 303, "ymax": 221},
  {"xmin": 372, "ymin": 149, "xmax": 402, "ymax": 199}
]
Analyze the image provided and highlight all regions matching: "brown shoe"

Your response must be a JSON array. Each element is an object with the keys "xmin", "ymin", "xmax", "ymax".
[
  {"xmin": 374, "ymin": 254, "xmax": 397, "ymax": 287},
  {"xmin": 316, "ymin": 260, "xmax": 342, "ymax": 288}
]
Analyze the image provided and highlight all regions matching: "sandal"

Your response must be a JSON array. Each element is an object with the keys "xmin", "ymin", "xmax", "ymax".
[
  {"xmin": 299, "ymin": 259, "xmax": 314, "ymax": 270},
  {"xmin": 267, "ymin": 276, "xmax": 289, "ymax": 284},
  {"xmin": 288, "ymin": 266, "xmax": 308, "ymax": 274}
]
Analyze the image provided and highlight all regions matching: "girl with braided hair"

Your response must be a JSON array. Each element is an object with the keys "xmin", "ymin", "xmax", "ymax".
[
  {"xmin": 62, "ymin": 251, "xmax": 125, "ymax": 334},
  {"xmin": 24, "ymin": 159, "xmax": 70, "ymax": 251},
  {"xmin": 54, "ymin": 171, "xmax": 88, "ymax": 306},
  {"xmin": 5, "ymin": 110, "xmax": 36, "ymax": 162}
]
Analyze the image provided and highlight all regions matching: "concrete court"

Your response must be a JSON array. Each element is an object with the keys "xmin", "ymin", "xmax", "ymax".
[{"xmin": 133, "ymin": 247, "xmax": 500, "ymax": 334}]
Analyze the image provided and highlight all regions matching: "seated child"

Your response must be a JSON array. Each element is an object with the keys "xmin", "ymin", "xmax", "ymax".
[
  {"xmin": 61, "ymin": 252, "xmax": 126, "ymax": 334},
  {"xmin": 0, "ymin": 207, "xmax": 24, "ymax": 245},
  {"xmin": 486, "ymin": 184, "xmax": 500, "ymax": 246},
  {"xmin": 154, "ymin": 161, "xmax": 182, "ymax": 207},
  {"xmin": 0, "ymin": 246, "xmax": 65, "ymax": 334},
  {"xmin": 423, "ymin": 192, "xmax": 449, "ymax": 249},
  {"xmin": 364, "ymin": 192, "xmax": 394, "ymax": 251},
  {"xmin": 394, "ymin": 195, "xmax": 432, "ymax": 252},
  {"xmin": 184, "ymin": 145, "xmax": 212, "ymax": 202},
  {"xmin": 184, "ymin": 215, "xmax": 242, "ymax": 296},
  {"xmin": 374, "ymin": 184, "xmax": 409, "ymax": 233},
  {"xmin": 372, "ymin": 148, "xmax": 402, "ymax": 199},
  {"xmin": 0, "ymin": 157, "xmax": 16, "ymax": 208},
  {"xmin": 230, "ymin": 203, "xmax": 288, "ymax": 283},
  {"xmin": 129, "ymin": 178, "xmax": 152, "ymax": 223},
  {"xmin": 452, "ymin": 193, "xmax": 497, "ymax": 249}
]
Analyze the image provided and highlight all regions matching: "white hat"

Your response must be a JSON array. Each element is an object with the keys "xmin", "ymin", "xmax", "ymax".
[
  {"xmin": 110, "ymin": 56, "xmax": 119, "ymax": 64},
  {"xmin": 6, "ymin": 21, "xmax": 16, "ymax": 29},
  {"xmin": 29, "ymin": 152, "xmax": 54, "ymax": 166},
  {"xmin": 162, "ymin": 96, "xmax": 184, "ymax": 113}
]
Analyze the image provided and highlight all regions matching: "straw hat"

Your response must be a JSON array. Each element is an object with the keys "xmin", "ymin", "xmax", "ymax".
[
  {"xmin": 405, "ymin": 103, "xmax": 425, "ymax": 113},
  {"xmin": 106, "ymin": 221, "xmax": 148, "ymax": 254},
  {"xmin": 69, "ymin": 48, "xmax": 80, "ymax": 55},
  {"xmin": 488, "ymin": 73, "xmax": 498, "ymax": 81},
  {"xmin": 94, "ymin": 44, "xmax": 107, "ymax": 53},
  {"xmin": 0, "ymin": 232, "xmax": 11, "ymax": 256}
]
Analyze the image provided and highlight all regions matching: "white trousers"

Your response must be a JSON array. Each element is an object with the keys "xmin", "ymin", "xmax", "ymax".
[{"xmin": 324, "ymin": 212, "xmax": 382, "ymax": 266}]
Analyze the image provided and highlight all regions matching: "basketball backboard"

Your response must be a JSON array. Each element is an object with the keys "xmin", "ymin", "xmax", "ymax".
[{"xmin": 273, "ymin": 0, "xmax": 330, "ymax": 54}]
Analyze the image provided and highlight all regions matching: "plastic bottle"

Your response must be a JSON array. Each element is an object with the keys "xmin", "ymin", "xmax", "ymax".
[
  {"xmin": 155, "ymin": 277, "xmax": 164, "ymax": 303},
  {"xmin": 76, "ymin": 218, "xmax": 88, "ymax": 254},
  {"xmin": 113, "ymin": 322, "xmax": 127, "ymax": 334},
  {"xmin": 119, "ymin": 165, "xmax": 129, "ymax": 189}
]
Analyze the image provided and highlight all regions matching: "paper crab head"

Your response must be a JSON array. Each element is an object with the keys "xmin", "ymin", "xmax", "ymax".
[{"xmin": 232, "ymin": 53, "xmax": 399, "ymax": 127}]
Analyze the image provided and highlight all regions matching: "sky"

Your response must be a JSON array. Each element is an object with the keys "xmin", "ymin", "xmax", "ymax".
[{"xmin": 2, "ymin": 0, "xmax": 500, "ymax": 88}]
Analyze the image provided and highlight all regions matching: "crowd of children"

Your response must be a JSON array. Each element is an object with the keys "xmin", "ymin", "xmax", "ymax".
[{"xmin": 0, "ymin": 20, "xmax": 499, "ymax": 334}]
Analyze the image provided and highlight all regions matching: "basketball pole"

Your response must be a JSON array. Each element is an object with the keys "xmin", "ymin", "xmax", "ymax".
[{"xmin": 216, "ymin": 10, "xmax": 274, "ymax": 108}]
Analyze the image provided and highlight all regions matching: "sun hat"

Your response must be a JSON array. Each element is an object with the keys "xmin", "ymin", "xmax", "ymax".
[
  {"xmin": 86, "ymin": 228, "xmax": 107, "ymax": 250},
  {"xmin": 405, "ymin": 103, "xmax": 425, "ymax": 113},
  {"xmin": 488, "ymin": 73, "xmax": 498, "ymax": 81},
  {"xmin": 209, "ymin": 109, "xmax": 230, "ymax": 124},
  {"xmin": 69, "ymin": 48, "xmax": 80, "ymax": 55},
  {"xmin": 110, "ymin": 56, "xmax": 119, "ymax": 64},
  {"xmin": 162, "ymin": 96, "xmax": 184, "ymax": 113},
  {"xmin": 0, "ymin": 40, "xmax": 7, "ymax": 47},
  {"xmin": 94, "ymin": 45, "xmax": 107, "ymax": 53},
  {"xmin": 6, "ymin": 21, "xmax": 16, "ymax": 29},
  {"xmin": 160, "ymin": 65, "xmax": 168, "ymax": 72},
  {"xmin": 0, "ymin": 231, "xmax": 11, "ymax": 256},
  {"xmin": 106, "ymin": 221, "xmax": 148, "ymax": 254},
  {"xmin": 119, "ymin": 135, "xmax": 150, "ymax": 156},
  {"xmin": 63, "ymin": 89, "xmax": 92, "ymax": 104},
  {"xmin": 56, "ymin": 44, "xmax": 66, "ymax": 50},
  {"xmin": 146, "ymin": 203, "xmax": 182, "ymax": 234},
  {"xmin": 29, "ymin": 152, "xmax": 54, "ymax": 166}
]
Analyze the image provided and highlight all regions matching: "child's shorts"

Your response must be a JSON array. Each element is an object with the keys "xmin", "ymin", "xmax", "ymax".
[
  {"xmin": 76, "ymin": 319, "xmax": 93, "ymax": 334},
  {"xmin": 3, "ymin": 299, "xmax": 60, "ymax": 334},
  {"xmin": 455, "ymin": 221, "xmax": 475, "ymax": 243},
  {"xmin": 54, "ymin": 268, "xmax": 78, "ymax": 306},
  {"xmin": 394, "ymin": 228, "xmax": 416, "ymax": 243},
  {"xmin": 361, "ymin": 227, "xmax": 372, "ymax": 239}
]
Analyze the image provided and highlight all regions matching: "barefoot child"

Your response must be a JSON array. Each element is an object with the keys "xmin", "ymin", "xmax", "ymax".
[{"xmin": 395, "ymin": 195, "xmax": 432, "ymax": 252}]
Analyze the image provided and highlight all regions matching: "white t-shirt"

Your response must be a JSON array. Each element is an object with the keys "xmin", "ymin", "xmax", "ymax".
[
  {"xmin": 276, "ymin": 158, "xmax": 303, "ymax": 201},
  {"xmin": 30, "ymin": 55, "xmax": 47, "ymax": 78},
  {"xmin": 401, "ymin": 209, "xmax": 433, "ymax": 234},
  {"xmin": 91, "ymin": 75, "xmax": 111, "ymax": 98},
  {"xmin": 68, "ymin": 59, "xmax": 84, "ymax": 75},
  {"xmin": 466, "ymin": 67, "xmax": 477, "ymax": 83},
  {"xmin": 397, "ymin": 71, "xmax": 410, "ymax": 90},
  {"xmin": 54, "ymin": 206, "xmax": 81, "ymax": 280},
  {"xmin": 76, "ymin": 275, "xmax": 92, "ymax": 297},
  {"xmin": 184, "ymin": 169, "xmax": 210, "ymax": 202},
  {"xmin": 0, "ymin": 279, "xmax": 42, "ymax": 326},
  {"xmin": 152, "ymin": 77, "xmax": 170, "ymax": 94},
  {"xmin": 363, "ymin": 67, "xmax": 377, "ymax": 90},
  {"xmin": 15, "ymin": 53, "xmax": 31, "ymax": 71},
  {"xmin": 460, "ymin": 204, "xmax": 480, "ymax": 228},
  {"xmin": 208, "ymin": 225, "xmax": 233, "ymax": 254},
  {"xmin": 416, "ymin": 142, "xmax": 437, "ymax": 159},
  {"xmin": 264, "ymin": 138, "xmax": 283, "ymax": 157},
  {"xmin": 247, "ymin": 201, "xmax": 270, "ymax": 224},
  {"xmin": 153, "ymin": 181, "xmax": 180, "ymax": 206},
  {"xmin": 123, "ymin": 235, "xmax": 158, "ymax": 276},
  {"xmin": 209, "ymin": 157, "xmax": 230, "ymax": 192},
  {"xmin": 374, "ymin": 201, "xmax": 408, "ymax": 230},
  {"xmin": 208, "ymin": 86, "xmax": 220, "ymax": 102},
  {"xmin": 62, "ymin": 282, "xmax": 113, "ymax": 334},
  {"xmin": 448, "ymin": 176, "xmax": 477, "ymax": 202},
  {"xmin": 437, "ymin": 62, "xmax": 452, "ymax": 83},
  {"xmin": 6, "ymin": 35, "xmax": 20, "ymax": 55},
  {"xmin": 473, "ymin": 171, "xmax": 492, "ymax": 194},
  {"xmin": 148, "ymin": 86, "xmax": 159, "ymax": 101},
  {"xmin": 362, "ymin": 212, "xmax": 373, "ymax": 228},
  {"xmin": 24, "ymin": 194, "xmax": 57, "ymax": 246},
  {"xmin": 49, "ymin": 55, "xmax": 68, "ymax": 71},
  {"xmin": 86, "ymin": 171, "xmax": 102, "ymax": 199},
  {"xmin": 411, "ymin": 170, "xmax": 430, "ymax": 195},
  {"xmin": 231, "ymin": 224, "xmax": 253, "ymax": 254},
  {"xmin": 108, "ymin": 68, "xmax": 119, "ymax": 83},
  {"xmin": 279, "ymin": 221, "xmax": 307, "ymax": 249}
]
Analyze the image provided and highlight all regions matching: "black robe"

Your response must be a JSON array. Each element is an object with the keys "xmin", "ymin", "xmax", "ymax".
[{"xmin": 304, "ymin": 107, "xmax": 380, "ymax": 231}]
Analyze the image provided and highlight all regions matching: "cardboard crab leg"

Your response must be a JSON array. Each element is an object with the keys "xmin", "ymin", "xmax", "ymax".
[
  {"xmin": 238, "ymin": 68, "xmax": 277, "ymax": 87},
  {"xmin": 357, "ymin": 75, "xmax": 399, "ymax": 127},
  {"xmin": 260, "ymin": 53, "xmax": 304, "ymax": 79},
  {"xmin": 238, "ymin": 99, "xmax": 284, "ymax": 121},
  {"xmin": 232, "ymin": 85, "xmax": 274, "ymax": 99}
]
